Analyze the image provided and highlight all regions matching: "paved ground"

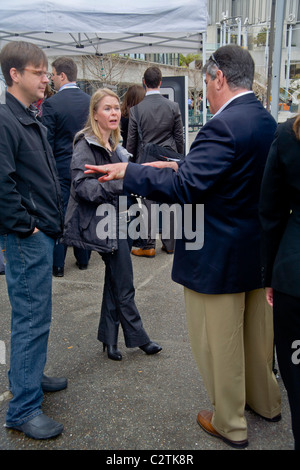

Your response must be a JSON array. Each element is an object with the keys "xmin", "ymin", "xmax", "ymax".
[{"xmin": 0, "ymin": 245, "xmax": 295, "ymax": 452}]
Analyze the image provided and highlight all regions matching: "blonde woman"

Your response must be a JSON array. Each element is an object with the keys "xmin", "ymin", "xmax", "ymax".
[{"xmin": 64, "ymin": 88, "xmax": 162, "ymax": 361}]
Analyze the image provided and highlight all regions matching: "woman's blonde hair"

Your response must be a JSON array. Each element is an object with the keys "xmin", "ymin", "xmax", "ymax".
[{"xmin": 81, "ymin": 88, "xmax": 121, "ymax": 150}]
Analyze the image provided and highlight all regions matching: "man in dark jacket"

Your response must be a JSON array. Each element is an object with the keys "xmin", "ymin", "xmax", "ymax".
[
  {"xmin": 42, "ymin": 57, "xmax": 91, "ymax": 277},
  {"xmin": 126, "ymin": 66, "xmax": 184, "ymax": 257},
  {"xmin": 84, "ymin": 45, "xmax": 281, "ymax": 448},
  {"xmin": 0, "ymin": 41, "xmax": 66, "ymax": 440}
]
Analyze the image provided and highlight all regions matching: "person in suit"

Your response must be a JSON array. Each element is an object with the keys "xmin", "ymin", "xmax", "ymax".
[
  {"xmin": 126, "ymin": 66, "xmax": 184, "ymax": 257},
  {"xmin": 42, "ymin": 57, "xmax": 91, "ymax": 277},
  {"xmin": 120, "ymin": 84, "xmax": 145, "ymax": 148},
  {"xmin": 259, "ymin": 114, "xmax": 300, "ymax": 450},
  {"xmin": 84, "ymin": 45, "xmax": 281, "ymax": 449}
]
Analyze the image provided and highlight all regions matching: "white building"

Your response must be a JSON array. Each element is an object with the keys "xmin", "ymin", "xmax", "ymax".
[{"xmin": 206, "ymin": 0, "xmax": 300, "ymax": 107}]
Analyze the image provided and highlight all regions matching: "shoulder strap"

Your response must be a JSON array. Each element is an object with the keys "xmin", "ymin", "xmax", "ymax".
[{"xmin": 134, "ymin": 105, "xmax": 144, "ymax": 144}]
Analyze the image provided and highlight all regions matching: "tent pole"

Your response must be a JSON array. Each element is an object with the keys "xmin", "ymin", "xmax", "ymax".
[
  {"xmin": 266, "ymin": 0, "xmax": 276, "ymax": 112},
  {"xmin": 202, "ymin": 32, "xmax": 207, "ymax": 126},
  {"xmin": 270, "ymin": 0, "xmax": 286, "ymax": 121}
]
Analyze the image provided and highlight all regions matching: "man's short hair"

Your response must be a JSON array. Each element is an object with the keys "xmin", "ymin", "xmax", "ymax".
[
  {"xmin": 203, "ymin": 45, "xmax": 255, "ymax": 91},
  {"xmin": 52, "ymin": 57, "xmax": 77, "ymax": 82},
  {"xmin": 0, "ymin": 41, "xmax": 48, "ymax": 87},
  {"xmin": 143, "ymin": 66, "xmax": 162, "ymax": 89}
]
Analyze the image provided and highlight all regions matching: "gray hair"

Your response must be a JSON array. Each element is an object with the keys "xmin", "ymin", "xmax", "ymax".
[{"xmin": 203, "ymin": 45, "xmax": 254, "ymax": 91}]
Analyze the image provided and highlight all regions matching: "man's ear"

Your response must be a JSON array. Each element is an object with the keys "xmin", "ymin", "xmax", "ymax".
[
  {"xmin": 10, "ymin": 68, "xmax": 21, "ymax": 84},
  {"xmin": 60, "ymin": 71, "xmax": 67, "ymax": 81},
  {"xmin": 215, "ymin": 69, "xmax": 225, "ymax": 90}
]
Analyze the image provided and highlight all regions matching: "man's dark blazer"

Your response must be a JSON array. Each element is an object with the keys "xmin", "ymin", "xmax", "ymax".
[
  {"xmin": 42, "ymin": 87, "xmax": 90, "ymax": 181},
  {"xmin": 126, "ymin": 93, "xmax": 184, "ymax": 162},
  {"xmin": 123, "ymin": 93, "xmax": 277, "ymax": 294},
  {"xmin": 260, "ymin": 117, "xmax": 300, "ymax": 298}
]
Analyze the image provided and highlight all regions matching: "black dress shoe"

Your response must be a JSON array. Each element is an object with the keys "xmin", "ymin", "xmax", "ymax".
[
  {"xmin": 161, "ymin": 246, "xmax": 174, "ymax": 254},
  {"xmin": 76, "ymin": 262, "xmax": 88, "ymax": 270},
  {"xmin": 6, "ymin": 413, "xmax": 63, "ymax": 440},
  {"xmin": 139, "ymin": 341, "xmax": 162, "ymax": 355},
  {"xmin": 41, "ymin": 375, "xmax": 68, "ymax": 392},
  {"xmin": 103, "ymin": 343, "xmax": 122, "ymax": 361},
  {"xmin": 53, "ymin": 266, "xmax": 64, "ymax": 277}
]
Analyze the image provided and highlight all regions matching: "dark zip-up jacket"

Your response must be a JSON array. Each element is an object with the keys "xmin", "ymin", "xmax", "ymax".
[
  {"xmin": 0, "ymin": 92, "xmax": 64, "ymax": 238},
  {"xmin": 63, "ymin": 133, "xmax": 130, "ymax": 253}
]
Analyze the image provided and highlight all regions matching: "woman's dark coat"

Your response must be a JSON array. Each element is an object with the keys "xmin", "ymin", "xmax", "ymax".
[
  {"xmin": 63, "ymin": 133, "xmax": 130, "ymax": 253},
  {"xmin": 260, "ymin": 117, "xmax": 300, "ymax": 298}
]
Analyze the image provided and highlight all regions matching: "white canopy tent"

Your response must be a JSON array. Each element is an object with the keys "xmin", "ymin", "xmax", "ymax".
[
  {"xmin": 0, "ymin": 1, "xmax": 207, "ymax": 56},
  {"xmin": 0, "ymin": 1, "xmax": 208, "ymax": 140}
]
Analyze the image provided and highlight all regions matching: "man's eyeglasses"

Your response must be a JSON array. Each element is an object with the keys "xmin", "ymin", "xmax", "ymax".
[
  {"xmin": 23, "ymin": 68, "xmax": 52, "ymax": 79},
  {"xmin": 209, "ymin": 53, "xmax": 221, "ymax": 70}
]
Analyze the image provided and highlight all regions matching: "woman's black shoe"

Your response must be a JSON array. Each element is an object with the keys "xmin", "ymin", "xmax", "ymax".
[
  {"xmin": 139, "ymin": 342, "xmax": 162, "ymax": 355},
  {"xmin": 103, "ymin": 343, "xmax": 122, "ymax": 361}
]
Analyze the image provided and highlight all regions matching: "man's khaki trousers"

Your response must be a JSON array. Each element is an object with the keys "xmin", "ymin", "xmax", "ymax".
[{"xmin": 184, "ymin": 287, "xmax": 281, "ymax": 442}]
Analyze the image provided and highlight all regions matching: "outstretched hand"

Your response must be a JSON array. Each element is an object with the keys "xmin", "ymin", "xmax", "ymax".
[
  {"xmin": 84, "ymin": 160, "xmax": 177, "ymax": 182},
  {"xmin": 84, "ymin": 162, "xmax": 128, "ymax": 181}
]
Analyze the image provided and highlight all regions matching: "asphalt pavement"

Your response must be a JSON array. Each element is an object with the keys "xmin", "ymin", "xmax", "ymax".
[{"xmin": 0, "ymin": 244, "xmax": 295, "ymax": 452}]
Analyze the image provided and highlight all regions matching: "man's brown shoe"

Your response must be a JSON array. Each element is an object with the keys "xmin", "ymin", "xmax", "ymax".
[
  {"xmin": 197, "ymin": 410, "xmax": 248, "ymax": 449},
  {"xmin": 131, "ymin": 248, "xmax": 155, "ymax": 258}
]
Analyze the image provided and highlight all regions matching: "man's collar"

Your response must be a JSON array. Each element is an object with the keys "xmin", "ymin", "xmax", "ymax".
[
  {"xmin": 146, "ymin": 90, "xmax": 160, "ymax": 96},
  {"xmin": 58, "ymin": 82, "xmax": 79, "ymax": 92},
  {"xmin": 213, "ymin": 91, "xmax": 254, "ymax": 117},
  {"xmin": 5, "ymin": 90, "xmax": 38, "ymax": 117}
]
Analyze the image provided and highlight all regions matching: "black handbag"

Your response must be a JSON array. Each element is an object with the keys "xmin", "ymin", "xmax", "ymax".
[{"xmin": 134, "ymin": 106, "xmax": 184, "ymax": 164}]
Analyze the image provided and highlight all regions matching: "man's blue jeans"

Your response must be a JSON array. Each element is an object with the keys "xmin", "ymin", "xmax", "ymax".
[{"xmin": 0, "ymin": 231, "xmax": 54, "ymax": 426}]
